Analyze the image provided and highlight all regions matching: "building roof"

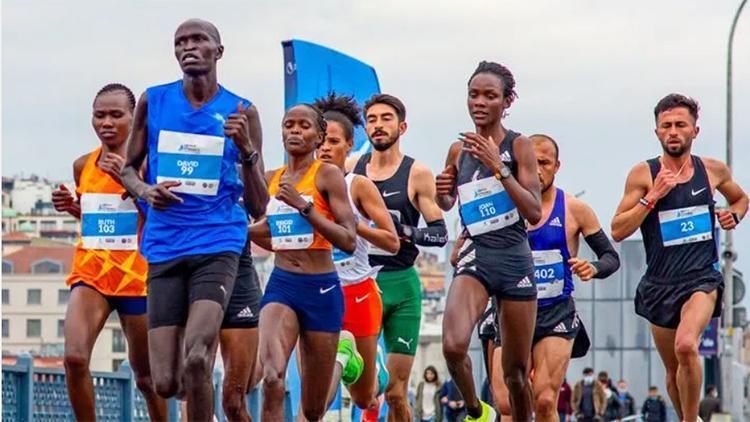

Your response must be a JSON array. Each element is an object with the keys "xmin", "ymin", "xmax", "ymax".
[
  {"xmin": 2, "ymin": 245, "xmax": 75, "ymax": 274},
  {"xmin": 2, "ymin": 231, "xmax": 31, "ymax": 242}
]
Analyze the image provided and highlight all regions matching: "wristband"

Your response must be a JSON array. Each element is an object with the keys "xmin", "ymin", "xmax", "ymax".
[
  {"xmin": 732, "ymin": 212, "xmax": 741, "ymax": 225},
  {"xmin": 639, "ymin": 198, "xmax": 654, "ymax": 210},
  {"xmin": 300, "ymin": 201, "xmax": 314, "ymax": 217}
]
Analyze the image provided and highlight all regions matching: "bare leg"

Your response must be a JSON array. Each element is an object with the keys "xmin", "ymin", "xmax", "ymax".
[
  {"xmin": 259, "ymin": 303, "xmax": 300, "ymax": 421},
  {"xmin": 298, "ymin": 330, "xmax": 339, "ymax": 421},
  {"xmin": 531, "ymin": 336, "xmax": 573, "ymax": 422},
  {"xmin": 442, "ymin": 274, "xmax": 490, "ymax": 416},
  {"xmin": 489, "ymin": 345, "xmax": 513, "ymax": 421},
  {"xmin": 63, "ymin": 286, "xmax": 111, "ymax": 421},
  {"xmin": 120, "ymin": 312, "xmax": 168, "ymax": 421},
  {"xmin": 220, "ymin": 327, "xmax": 258, "ymax": 421},
  {"xmin": 183, "ymin": 300, "xmax": 225, "ymax": 422},
  {"xmin": 498, "ymin": 298, "xmax": 536, "ymax": 421},
  {"xmin": 651, "ymin": 326, "xmax": 680, "ymax": 420}
]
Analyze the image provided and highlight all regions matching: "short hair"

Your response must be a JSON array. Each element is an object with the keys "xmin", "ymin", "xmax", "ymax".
[
  {"xmin": 94, "ymin": 83, "xmax": 136, "ymax": 111},
  {"xmin": 649, "ymin": 386, "xmax": 659, "ymax": 391},
  {"xmin": 313, "ymin": 92, "xmax": 363, "ymax": 140},
  {"xmin": 286, "ymin": 103, "xmax": 327, "ymax": 134},
  {"xmin": 469, "ymin": 61, "xmax": 518, "ymax": 101},
  {"xmin": 654, "ymin": 93, "xmax": 699, "ymax": 122},
  {"xmin": 530, "ymin": 134, "xmax": 559, "ymax": 160},
  {"xmin": 583, "ymin": 367, "xmax": 594, "ymax": 374},
  {"xmin": 363, "ymin": 94, "xmax": 406, "ymax": 122},
  {"xmin": 706, "ymin": 385, "xmax": 718, "ymax": 394},
  {"xmin": 178, "ymin": 19, "xmax": 221, "ymax": 43}
]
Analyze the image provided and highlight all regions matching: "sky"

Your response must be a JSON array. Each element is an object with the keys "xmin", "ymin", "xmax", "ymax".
[{"xmin": 2, "ymin": 1, "xmax": 750, "ymax": 276}]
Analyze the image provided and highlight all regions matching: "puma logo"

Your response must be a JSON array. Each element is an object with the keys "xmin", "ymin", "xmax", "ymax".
[{"xmin": 397, "ymin": 337, "xmax": 414, "ymax": 350}]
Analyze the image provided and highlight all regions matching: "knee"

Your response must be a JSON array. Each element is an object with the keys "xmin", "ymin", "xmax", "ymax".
[
  {"xmin": 63, "ymin": 351, "xmax": 89, "ymax": 374},
  {"xmin": 154, "ymin": 377, "xmax": 179, "ymax": 398},
  {"xmin": 385, "ymin": 382, "xmax": 405, "ymax": 406},
  {"xmin": 535, "ymin": 389, "xmax": 557, "ymax": 416},
  {"xmin": 184, "ymin": 352, "xmax": 211, "ymax": 379},
  {"xmin": 493, "ymin": 392, "xmax": 511, "ymax": 416},
  {"xmin": 262, "ymin": 366, "xmax": 286, "ymax": 395},
  {"xmin": 352, "ymin": 396, "xmax": 372, "ymax": 411},
  {"xmin": 302, "ymin": 405, "xmax": 326, "ymax": 422},
  {"xmin": 442, "ymin": 336, "xmax": 469, "ymax": 364},
  {"xmin": 222, "ymin": 389, "xmax": 245, "ymax": 419},
  {"xmin": 675, "ymin": 336, "xmax": 699, "ymax": 362},
  {"xmin": 134, "ymin": 374, "xmax": 155, "ymax": 395}
]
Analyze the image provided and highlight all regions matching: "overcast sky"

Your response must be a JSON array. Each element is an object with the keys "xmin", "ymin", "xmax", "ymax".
[{"xmin": 3, "ymin": 0, "xmax": 750, "ymax": 273}]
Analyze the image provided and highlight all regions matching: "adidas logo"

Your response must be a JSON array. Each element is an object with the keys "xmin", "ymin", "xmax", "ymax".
[
  {"xmin": 236, "ymin": 307, "xmax": 254, "ymax": 319},
  {"xmin": 549, "ymin": 217, "xmax": 562, "ymax": 227},
  {"xmin": 500, "ymin": 151, "xmax": 512, "ymax": 162},
  {"xmin": 516, "ymin": 276, "xmax": 533, "ymax": 289},
  {"xmin": 572, "ymin": 315, "xmax": 580, "ymax": 329},
  {"xmin": 553, "ymin": 322, "xmax": 567, "ymax": 333}
]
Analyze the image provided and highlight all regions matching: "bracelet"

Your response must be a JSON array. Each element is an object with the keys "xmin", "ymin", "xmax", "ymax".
[
  {"xmin": 639, "ymin": 198, "xmax": 655, "ymax": 210},
  {"xmin": 732, "ymin": 212, "xmax": 741, "ymax": 225}
]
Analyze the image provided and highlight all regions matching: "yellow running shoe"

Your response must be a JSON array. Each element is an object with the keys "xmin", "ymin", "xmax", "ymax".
[{"xmin": 464, "ymin": 400, "xmax": 496, "ymax": 422}]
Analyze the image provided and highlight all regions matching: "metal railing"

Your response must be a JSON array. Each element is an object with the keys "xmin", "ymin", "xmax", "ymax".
[{"xmin": 1, "ymin": 353, "xmax": 270, "ymax": 422}]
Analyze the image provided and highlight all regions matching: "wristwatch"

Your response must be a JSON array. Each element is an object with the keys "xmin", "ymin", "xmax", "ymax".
[
  {"xmin": 300, "ymin": 201, "xmax": 314, "ymax": 217},
  {"xmin": 240, "ymin": 150, "xmax": 259, "ymax": 167},
  {"xmin": 494, "ymin": 166, "xmax": 512, "ymax": 180}
]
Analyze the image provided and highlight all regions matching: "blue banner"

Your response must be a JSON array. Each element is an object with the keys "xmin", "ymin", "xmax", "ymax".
[
  {"xmin": 282, "ymin": 39, "xmax": 381, "ymax": 157},
  {"xmin": 699, "ymin": 318, "xmax": 719, "ymax": 356}
]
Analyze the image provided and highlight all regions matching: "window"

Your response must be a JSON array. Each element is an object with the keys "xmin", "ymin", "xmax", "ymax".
[
  {"xmin": 112, "ymin": 329, "xmax": 126, "ymax": 353},
  {"xmin": 31, "ymin": 260, "xmax": 62, "ymax": 274},
  {"xmin": 40, "ymin": 221, "xmax": 56, "ymax": 231},
  {"xmin": 26, "ymin": 319, "xmax": 41, "ymax": 338},
  {"xmin": 2, "ymin": 261, "xmax": 12, "ymax": 274},
  {"xmin": 2, "ymin": 289, "xmax": 8, "ymax": 305},
  {"xmin": 57, "ymin": 319, "xmax": 65, "ymax": 338},
  {"xmin": 27, "ymin": 289, "xmax": 41, "ymax": 305},
  {"xmin": 58, "ymin": 289, "xmax": 70, "ymax": 305},
  {"xmin": 2, "ymin": 320, "xmax": 8, "ymax": 338}
]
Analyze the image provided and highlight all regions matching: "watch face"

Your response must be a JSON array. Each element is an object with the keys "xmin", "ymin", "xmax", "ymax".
[{"xmin": 500, "ymin": 166, "xmax": 512, "ymax": 178}]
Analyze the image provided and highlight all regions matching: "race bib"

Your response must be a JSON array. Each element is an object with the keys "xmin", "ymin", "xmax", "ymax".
[
  {"xmin": 332, "ymin": 247, "xmax": 355, "ymax": 271},
  {"xmin": 267, "ymin": 196, "xmax": 314, "ymax": 250},
  {"xmin": 533, "ymin": 249, "xmax": 565, "ymax": 299},
  {"xmin": 156, "ymin": 130, "xmax": 224, "ymax": 196},
  {"xmin": 80, "ymin": 193, "xmax": 138, "ymax": 250},
  {"xmin": 658, "ymin": 204, "xmax": 712, "ymax": 247},
  {"xmin": 458, "ymin": 176, "xmax": 519, "ymax": 236},
  {"xmin": 369, "ymin": 210, "xmax": 400, "ymax": 256}
]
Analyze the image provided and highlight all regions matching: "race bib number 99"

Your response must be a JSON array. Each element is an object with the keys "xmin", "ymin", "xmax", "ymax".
[
  {"xmin": 156, "ymin": 130, "xmax": 224, "ymax": 196},
  {"xmin": 81, "ymin": 193, "xmax": 139, "ymax": 250}
]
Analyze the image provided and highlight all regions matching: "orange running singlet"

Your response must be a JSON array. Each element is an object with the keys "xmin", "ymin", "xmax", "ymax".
[
  {"xmin": 267, "ymin": 160, "xmax": 334, "ymax": 250},
  {"xmin": 66, "ymin": 148, "xmax": 147, "ymax": 296}
]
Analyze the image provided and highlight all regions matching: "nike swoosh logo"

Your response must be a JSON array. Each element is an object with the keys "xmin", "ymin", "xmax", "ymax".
[
  {"xmin": 382, "ymin": 191, "xmax": 400, "ymax": 198},
  {"xmin": 355, "ymin": 293, "xmax": 370, "ymax": 303},
  {"xmin": 319, "ymin": 285, "xmax": 336, "ymax": 294},
  {"xmin": 692, "ymin": 187, "xmax": 707, "ymax": 196}
]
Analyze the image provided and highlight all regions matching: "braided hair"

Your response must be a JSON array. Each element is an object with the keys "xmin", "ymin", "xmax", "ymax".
[
  {"xmin": 94, "ymin": 83, "xmax": 136, "ymax": 111},
  {"xmin": 313, "ymin": 92, "xmax": 363, "ymax": 141},
  {"xmin": 468, "ymin": 61, "xmax": 518, "ymax": 101}
]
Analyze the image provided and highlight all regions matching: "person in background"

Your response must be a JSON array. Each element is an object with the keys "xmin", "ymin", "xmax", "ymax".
[
  {"xmin": 573, "ymin": 367, "xmax": 605, "ymax": 421},
  {"xmin": 699, "ymin": 385, "xmax": 721, "ymax": 422},
  {"xmin": 599, "ymin": 371, "xmax": 622, "ymax": 421},
  {"xmin": 616, "ymin": 379, "xmax": 636, "ymax": 419},
  {"xmin": 415, "ymin": 366, "xmax": 443, "ymax": 422},
  {"xmin": 641, "ymin": 386, "xmax": 668, "ymax": 422},
  {"xmin": 557, "ymin": 378, "xmax": 573, "ymax": 421},
  {"xmin": 439, "ymin": 378, "xmax": 466, "ymax": 422}
]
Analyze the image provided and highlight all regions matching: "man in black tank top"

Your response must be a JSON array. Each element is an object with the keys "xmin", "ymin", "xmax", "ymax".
[
  {"xmin": 612, "ymin": 94, "xmax": 748, "ymax": 422},
  {"xmin": 348, "ymin": 94, "xmax": 447, "ymax": 421}
]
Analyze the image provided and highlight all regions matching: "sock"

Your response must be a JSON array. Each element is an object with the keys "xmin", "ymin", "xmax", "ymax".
[{"xmin": 336, "ymin": 352, "xmax": 350, "ymax": 369}]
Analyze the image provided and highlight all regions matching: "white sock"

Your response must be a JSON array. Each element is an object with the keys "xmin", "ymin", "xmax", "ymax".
[{"xmin": 336, "ymin": 352, "xmax": 350, "ymax": 369}]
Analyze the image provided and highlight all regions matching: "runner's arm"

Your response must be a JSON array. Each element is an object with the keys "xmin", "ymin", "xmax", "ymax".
[
  {"xmin": 121, "ymin": 92, "xmax": 151, "ymax": 199},
  {"xmin": 353, "ymin": 176, "xmax": 400, "ymax": 254},
  {"xmin": 506, "ymin": 135, "xmax": 542, "ymax": 223},
  {"xmin": 573, "ymin": 198, "xmax": 620, "ymax": 279},
  {"xmin": 435, "ymin": 141, "xmax": 461, "ymax": 211},
  {"xmin": 248, "ymin": 217, "xmax": 273, "ymax": 251},
  {"xmin": 238, "ymin": 105, "xmax": 269, "ymax": 219},
  {"xmin": 312, "ymin": 163, "xmax": 357, "ymax": 253},
  {"xmin": 411, "ymin": 163, "xmax": 448, "ymax": 247},
  {"xmin": 53, "ymin": 155, "xmax": 87, "ymax": 219},
  {"xmin": 707, "ymin": 158, "xmax": 748, "ymax": 226},
  {"xmin": 611, "ymin": 162, "xmax": 652, "ymax": 242}
]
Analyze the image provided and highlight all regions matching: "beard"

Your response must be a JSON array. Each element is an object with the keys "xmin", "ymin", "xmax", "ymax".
[
  {"xmin": 369, "ymin": 131, "xmax": 400, "ymax": 152},
  {"xmin": 661, "ymin": 138, "xmax": 692, "ymax": 157},
  {"xmin": 541, "ymin": 176, "xmax": 555, "ymax": 193}
]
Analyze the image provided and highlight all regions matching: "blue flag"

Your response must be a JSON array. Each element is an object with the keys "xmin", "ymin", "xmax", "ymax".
[{"xmin": 282, "ymin": 39, "xmax": 381, "ymax": 157}]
